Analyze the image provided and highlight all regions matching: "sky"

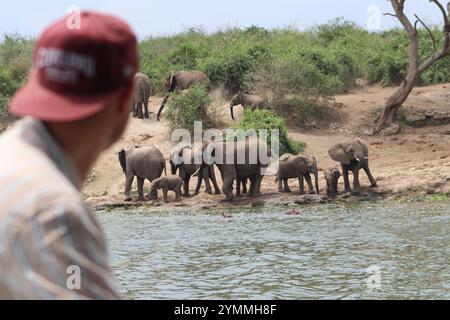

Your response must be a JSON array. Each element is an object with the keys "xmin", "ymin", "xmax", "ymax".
[{"xmin": 0, "ymin": 0, "xmax": 445, "ymax": 39}]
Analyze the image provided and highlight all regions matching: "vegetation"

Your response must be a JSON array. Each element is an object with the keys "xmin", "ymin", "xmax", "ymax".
[
  {"xmin": 232, "ymin": 109, "xmax": 304, "ymax": 156},
  {"xmin": 2, "ymin": 19, "xmax": 450, "ymax": 125},
  {"xmin": 164, "ymin": 84, "xmax": 221, "ymax": 134}
]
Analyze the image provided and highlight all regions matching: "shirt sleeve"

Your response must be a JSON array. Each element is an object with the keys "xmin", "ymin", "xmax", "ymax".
[{"xmin": 8, "ymin": 200, "xmax": 122, "ymax": 300}]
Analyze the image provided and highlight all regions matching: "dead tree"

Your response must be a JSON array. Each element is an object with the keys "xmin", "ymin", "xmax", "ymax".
[{"xmin": 374, "ymin": 0, "xmax": 450, "ymax": 134}]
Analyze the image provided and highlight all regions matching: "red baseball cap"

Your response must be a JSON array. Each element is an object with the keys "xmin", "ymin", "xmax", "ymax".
[{"xmin": 10, "ymin": 11, "xmax": 138, "ymax": 122}]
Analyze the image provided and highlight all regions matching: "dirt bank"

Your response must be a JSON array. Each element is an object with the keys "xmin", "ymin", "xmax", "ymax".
[{"xmin": 84, "ymin": 83, "xmax": 450, "ymax": 211}]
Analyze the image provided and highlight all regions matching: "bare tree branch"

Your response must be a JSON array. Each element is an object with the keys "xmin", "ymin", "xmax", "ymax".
[
  {"xmin": 384, "ymin": 12, "xmax": 397, "ymax": 18},
  {"xmin": 414, "ymin": 14, "xmax": 438, "ymax": 51},
  {"xmin": 429, "ymin": 0, "xmax": 449, "ymax": 26}
]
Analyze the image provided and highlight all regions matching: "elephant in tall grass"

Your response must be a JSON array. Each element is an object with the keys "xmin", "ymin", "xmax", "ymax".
[
  {"xmin": 328, "ymin": 138, "xmax": 377, "ymax": 194},
  {"xmin": 157, "ymin": 71, "xmax": 210, "ymax": 121},
  {"xmin": 133, "ymin": 73, "xmax": 151, "ymax": 119},
  {"xmin": 230, "ymin": 92, "xmax": 269, "ymax": 120}
]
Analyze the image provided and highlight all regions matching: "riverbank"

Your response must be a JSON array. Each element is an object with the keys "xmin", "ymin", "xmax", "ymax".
[{"xmin": 84, "ymin": 83, "xmax": 450, "ymax": 212}]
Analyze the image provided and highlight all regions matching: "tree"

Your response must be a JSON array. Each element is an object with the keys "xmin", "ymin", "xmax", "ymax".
[{"xmin": 374, "ymin": 0, "xmax": 450, "ymax": 135}]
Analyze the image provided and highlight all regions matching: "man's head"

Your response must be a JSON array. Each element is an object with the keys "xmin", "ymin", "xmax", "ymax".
[{"xmin": 10, "ymin": 11, "xmax": 138, "ymax": 150}]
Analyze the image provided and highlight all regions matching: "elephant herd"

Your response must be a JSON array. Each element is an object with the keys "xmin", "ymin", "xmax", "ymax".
[
  {"xmin": 118, "ymin": 137, "xmax": 377, "ymax": 203},
  {"xmin": 132, "ymin": 70, "xmax": 270, "ymax": 121}
]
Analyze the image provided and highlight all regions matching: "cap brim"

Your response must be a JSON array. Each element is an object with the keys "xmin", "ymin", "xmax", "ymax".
[{"xmin": 10, "ymin": 74, "xmax": 118, "ymax": 122}]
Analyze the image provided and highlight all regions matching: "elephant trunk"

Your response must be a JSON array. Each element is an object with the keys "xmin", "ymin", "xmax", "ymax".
[
  {"xmin": 170, "ymin": 161, "xmax": 177, "ymax": 175},
  {"xmin": 118, "ymin": 149, "xmax": 126, "ymax": 173},
  {"xmin": 157, "ymin": 94, "xmax": 170, "ymax": 121},
  {"xmin": 314, "ymin": 171, "xmax": 320, "ymax": 195},
  {"xmin": 230, "ymin": 104, "xmax": 235, "ymax": 120}
]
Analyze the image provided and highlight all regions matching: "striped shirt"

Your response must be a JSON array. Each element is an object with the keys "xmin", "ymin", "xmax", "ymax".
[{"xmin": 0, "ymin": 117, "xmax": 121, "ymax": 299}]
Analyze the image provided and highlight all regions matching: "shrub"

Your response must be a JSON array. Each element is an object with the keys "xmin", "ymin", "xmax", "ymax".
[
  {"xmin": 165, "ymin": 84, "xmax": 217, "ymax": 134},
  {"xmin": 232, "ymin": 109, "xmax": 304, "ymax": 155},
  {"xmin": 200, "ymin": 53, "xmax": 254, "ymax": 93}
]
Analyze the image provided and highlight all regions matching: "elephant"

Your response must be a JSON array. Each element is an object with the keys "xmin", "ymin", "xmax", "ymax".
[
  {"xmin": 118, "ymin": 145, "xmax": 166, "ymax": 202},
  {"xmin": 324, "ymin": 167, "xmax": 341, "ymax": 198},
  {"xmin": 328, "ymin": 138, "xmax": 377, "ymax": 194},
  {"xmin": 206, "ymin": 138, "xmax": 270, "ymax": 201},
  {"xmin": 170, "ymin": 143, "xmax": 220, "ymax": 197},
  {"xmin": 230, "ymin": 91, "xmax": 270, "ymax": 120},
  {"xmin": 275, "ymin": 154, "xmax": 320, "ymax": 194},
  {"xmin": 132, "ymin": 73, "xmax": 151, "ymax": 119},
  {"xmin": 149, "ymin": 175, "xmax": 183, "ymax": 203},
  {"xmin": 157, "ymin": 70, "xmax": 211, "ymax": 121}
]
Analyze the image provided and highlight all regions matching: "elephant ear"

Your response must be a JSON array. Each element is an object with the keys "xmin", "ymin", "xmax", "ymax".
[{"xmin": 328, "ymin": 143, "xmax": 352, "ymax": 165}]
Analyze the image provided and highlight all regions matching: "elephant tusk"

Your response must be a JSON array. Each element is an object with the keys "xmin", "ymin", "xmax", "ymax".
[{"xmin": 355, "ymin": 157, "xmax": 361, "ymax": 162}]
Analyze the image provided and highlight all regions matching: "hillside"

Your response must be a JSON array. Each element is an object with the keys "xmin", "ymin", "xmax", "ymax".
[{"xmin": 84, "ymin": 83, "xmax": 450, "ymax": 210}]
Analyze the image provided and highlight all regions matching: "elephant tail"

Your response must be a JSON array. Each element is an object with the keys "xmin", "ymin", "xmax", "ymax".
[
  {"xmin": 274, "ymin": 176, "xmax": 279, "ymax": 183},
  {"xmin": 118, "ymin": 149, "xmax": 126, "ymax": 173},
  {"xmin": 164, "ymin": 161, "xmax": 167, "ymax": 176}
]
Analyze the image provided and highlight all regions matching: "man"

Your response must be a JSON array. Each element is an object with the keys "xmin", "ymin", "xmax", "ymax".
[{"xmin": 0, "ymin": 11, "xmax": 138, "ymax": 299}]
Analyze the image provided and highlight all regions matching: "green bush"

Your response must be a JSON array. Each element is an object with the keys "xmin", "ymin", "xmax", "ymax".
[
  {"xmin": 200, "ymin": 52, "xmax": 254, "ymax": 93},
  {"xmin": 165, "ymin": 84, "xmax": 215, "ymax": 134},
  {"xmin": 232, "ymin": 109, "xmax": 304, "ymax": 155}
]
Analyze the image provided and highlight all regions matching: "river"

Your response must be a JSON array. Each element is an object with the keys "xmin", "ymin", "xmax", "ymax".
[{"xmin": 97, "ymin": 201, "xmax": 450, "ymax": 299}]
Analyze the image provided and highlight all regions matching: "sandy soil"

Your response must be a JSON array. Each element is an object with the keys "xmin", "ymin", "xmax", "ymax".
[{"xmin": 84, "ymin": 83, "xmax": 450, "ymax": 211}]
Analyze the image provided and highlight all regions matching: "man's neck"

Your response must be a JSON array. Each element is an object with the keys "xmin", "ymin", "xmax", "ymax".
[{"xmin": 43, "ymin": 122, "xmax": 105, "ymax": 188}]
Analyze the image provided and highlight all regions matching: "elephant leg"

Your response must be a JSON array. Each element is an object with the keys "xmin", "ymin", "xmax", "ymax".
[
  {"xmin": 222, "ymin": 175, "xmax": 235, "ymax": 201},
  {"xmin": 333, "ymin": 178, "xmax": 339, "ymax": 196},
  {"xmin": 252, "ymin": 175, "xmax": 263, "ymax": 197},
  {"xmin": 242, "ymin": 178, "xmax": 248, "ymax": 195},
  {"xmin": 183, "ymin": 176, "xmax": 191, "ymax": 197},
  {"xmin": 342, "ymin": 165, "xmax": 351, "ymax": 193},
  {"xmin": 132, "ymin": 103, "xmax": 138, "ymax": 118},
  {"xmin": 175, "ymin": 185, "xmax": 182, "ymax": 201},
  {"xmin": 124, "ymin": 173, "xmax": 134, "ymax": 201},
  {"xmin": 304, "ymin": 172, "xmax": 314, "ymax": 194},
  {"xmin": 298, "ymin": 175, "xmax": 305, "ymax": 194},
  {"xmin": 137, "ymin": 102, "xmax": 144, "ymax": 119},
  {"xmin": 352, "ymin": 167, "xmax": 361, "ymax": 194},
  {"xmin": 143, "ymin": 99, "xmax": 150, "ymax": 118},
  {"xmin": 283, "ymin": 179, "xmax": 291, "ymax": 192},
  {"xmin": 363, "ymin": 164, "xmax": 377, "ymax": 187},
  {"xmin": 137, "ymin": 177, "xmax": 145, "ymax": 201},
  {"xmin": 162, "ymin": 187, "xmax": 168, "ymax": 203},
  {"xmin": 203, "ymin": 169, "xmax": 212, "ymax": 194},
  {"xmin": 209, "ymin": 166, "xmax": 221, "ymax": 195},
  {"xmin": 194, "ymin": 168, "xmax": 203, "ymax": 195}
]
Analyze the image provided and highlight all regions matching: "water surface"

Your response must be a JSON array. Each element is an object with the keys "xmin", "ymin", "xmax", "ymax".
[{"xmin": 97, "ymin": 201, "xmax": 450, "ymax": 299}]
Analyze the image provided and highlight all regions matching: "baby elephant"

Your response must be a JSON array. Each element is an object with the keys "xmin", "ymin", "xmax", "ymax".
[
  {"xmin": 150, "ymin": 176, "xmax": 183, "ymax": 203},
  {"xmin": 324, "ymin": 167, "xmax": 341, "ymax": 198}
]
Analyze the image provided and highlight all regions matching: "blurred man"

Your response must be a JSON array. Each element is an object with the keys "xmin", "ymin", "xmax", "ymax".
[{"xmin": 0, "ymin": 11, "xmax": 138, "ymax": 299}]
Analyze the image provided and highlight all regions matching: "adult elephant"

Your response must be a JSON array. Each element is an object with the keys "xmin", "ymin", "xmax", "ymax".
[
  {"xmin": 133, "ymin": 72, "xmax": 151, "ymax": 119},
  {"xmin": 206, "ymin": 138, "xmax": 270, "ymax": 201},
  {"xmin": 118, "ymin": 145, "xmax": 166, "ymax": 201},
  {"xmin": 230, "ymin": 91, "xmax": 269, "ymax": 120},
  {"xmin": 170, "ymin": 143, "xmax": 220, "ymax": 197},
  {"xmin": 276, "ymin": 154, "xmax": 319, "ymax": 194},
  {"xmin": 157, "ymin": 70, "xmax": 211, "ymax": 121},
  {"xmin": 328, "ymin": 138, "xmax": 377, "ymax": 194}
]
